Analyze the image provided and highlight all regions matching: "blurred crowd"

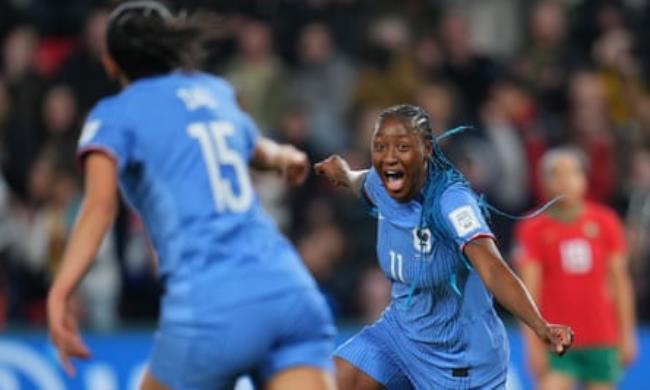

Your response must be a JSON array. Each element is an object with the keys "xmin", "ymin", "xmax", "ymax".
[{"xmin": 2, "ymin": 0, "xmax": 650, "ymax": 330}]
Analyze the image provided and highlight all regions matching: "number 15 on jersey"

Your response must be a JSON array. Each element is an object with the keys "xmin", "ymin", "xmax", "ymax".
[{"xmin": 187, "ymin": 121, "xmax": 253, "ymax": 214}]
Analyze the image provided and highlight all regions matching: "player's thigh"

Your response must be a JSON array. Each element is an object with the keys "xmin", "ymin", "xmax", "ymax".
[
  {"xmin": 336, "ymin": 357, "xmax": 385, "ymax": 390},
  {"xmin": 335, "ymin": 320, "xmax": 411, "ymax": 390},
  {"xmin": 265, "ymin": 366, "xmax": 335, "ymax": 390},
  {"xmin": 140, "ymin": 370, "xmax": 170, "ymax": 390},
  {"xmin": 257, "ymin": 289, "xmax": 336, "ymax": 385},
  {"xmin": 149, "ymin": 318, "xmax": 262, "ymax": 389},
  {"xmin": 539, "ymin": 372, "xmax": 575, "ymax": 390},
  {"xmin": 585, "ymin": 384, "xmax": 615, "ymax": 390}
]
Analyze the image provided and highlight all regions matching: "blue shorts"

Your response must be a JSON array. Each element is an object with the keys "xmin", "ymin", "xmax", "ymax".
[
  {"xmin": 149, "ymin": 289, "xmax": 335, "ymax": 389},
  {"xmin": 335, "ymin": 315, "xmax": 507, "ymax": 390}
]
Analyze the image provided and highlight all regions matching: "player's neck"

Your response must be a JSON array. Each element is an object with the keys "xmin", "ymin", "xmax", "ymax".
[{"xmin": 547, "ymin": 201, "xmax": 584, "ymax": 222}]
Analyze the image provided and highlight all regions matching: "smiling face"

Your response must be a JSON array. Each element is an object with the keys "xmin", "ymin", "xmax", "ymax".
[{"xmin": 371, "ymin": 116, "xmax": 432, "ymax": 202}]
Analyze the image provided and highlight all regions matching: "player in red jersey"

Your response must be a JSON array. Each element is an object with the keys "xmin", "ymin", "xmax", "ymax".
[{"xmin": 515, "ymin": 147, "xmax": 637, "ymax": 390}]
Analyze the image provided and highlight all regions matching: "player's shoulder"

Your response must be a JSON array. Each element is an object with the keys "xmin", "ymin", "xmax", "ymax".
[
  {"xmin": 83, "ymin": 93, "xmax": 134, "ymax": 134},
  {"xmin": 88, "ymin": 93, "xmax": 124, "ymax": 117},
  {"xmin": 585, "ymin": 202, "xmax": 621, "ymax": 224},
  {"xmin": 79, "ymin": 94, "xmax": 131, "ymax": 146},
  {"xmin": 439, "ymin": 183, "xmax": 477, "ymax": 211}
]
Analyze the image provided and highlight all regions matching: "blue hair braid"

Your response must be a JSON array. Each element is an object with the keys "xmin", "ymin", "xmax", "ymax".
[{"xmin": 403, "ymin": 125, "xmax": 561, "ymax": 309}]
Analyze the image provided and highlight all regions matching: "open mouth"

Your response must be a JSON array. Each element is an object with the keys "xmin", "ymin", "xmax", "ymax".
[{"xmin": 383, "ymin": 169, "xmax": 406, "ymax": 193}]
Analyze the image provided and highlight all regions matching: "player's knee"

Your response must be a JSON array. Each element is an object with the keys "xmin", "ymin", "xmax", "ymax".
[
  {"xmin": 539, "ymin": 372, "xmax": 574, "ymax": 390},
  {"xmin": 139, "ymin": 370, "xmax": 170, "ymax": 390},
  {"xmin": 265, "ymin": 366, "xmax": 335, "ymax": 390},
  {"xmin": 334, "ymin": 358, "xmax": 384, "ymax": 390}
]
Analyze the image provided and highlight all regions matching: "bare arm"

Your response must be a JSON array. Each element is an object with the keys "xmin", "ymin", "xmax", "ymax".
[
  {"xmin": 250, "ymin": 137, "xmax": 309, "ymax": 186},
  {"xmin": 518, "ymin": 261, "xmax": 549, "ymax": 378},
  {"xmin": 47, "ymin": 152, "xmax": 118, "ymax": 375},
  {"xmin": 518, "ymin": 261, "xmax": 543, "ymax": 343},
  {"xmin": 314, "ymin": 155, "xmax": 368, "ymax": 197},
  {"xmin": 609, "ymin": 252, "xmax": 638, "ymax": 366},
  {"xmin": 464, "ymin": 238, "xmax": 573, "ymax": 354}
]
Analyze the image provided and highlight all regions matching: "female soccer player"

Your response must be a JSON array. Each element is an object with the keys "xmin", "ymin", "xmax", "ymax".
[
  {"xmin": 315, "ymin": 104, "xmax": 573, "ymax": 389},
  {"xmin": 516, "ymin": 148, "xmax": 637, "ymax": 390},
  {"xmin": 47, "ymin": 2, "xmax": 335, "ymax": 389}
]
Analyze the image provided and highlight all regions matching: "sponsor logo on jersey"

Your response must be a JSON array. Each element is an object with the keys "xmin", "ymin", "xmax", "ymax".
[
  {"xmin": 79, "ymin": 119, "xmax": 101, "ymax": 145},
  {"xmin": 448, "ymin": 206, "xmax": 480, "ymax": 237}
]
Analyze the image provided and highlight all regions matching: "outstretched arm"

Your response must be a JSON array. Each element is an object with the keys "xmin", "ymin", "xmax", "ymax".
[
  {"xmin": 464, "ymin": 238, "xmax": 573, "ymax": 355},
  {"xmin": 47, "ymin": 152, "xmax": 118, "ymax": 376},
  {"xmin": 518, "ymin": 261, "xmax": 550, "ymax": 379},
  {"xmin": 251, "ymin": 137, "xmax": 310, "ymax": 186},
  {"xmin": 314, "ymin": 155, "xmax": 368, "ymax": 196}
]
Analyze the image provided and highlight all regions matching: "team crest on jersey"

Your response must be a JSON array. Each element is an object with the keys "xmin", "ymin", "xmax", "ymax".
[
  {"xmin": 412, "ymin": 227, "xmax": 432, "ymax": 254},
  {"xmin": 583, "ymin": 221, "xmax": 599, "ymax": 238}
]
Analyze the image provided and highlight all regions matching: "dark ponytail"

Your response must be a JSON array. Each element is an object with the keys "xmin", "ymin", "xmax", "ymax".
[{"xmin": 107, "ymin": 1, "xmax": 221, "ymax": 81}]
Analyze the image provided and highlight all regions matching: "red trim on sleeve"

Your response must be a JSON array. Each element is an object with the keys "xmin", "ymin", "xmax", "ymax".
[
  {"xmin": 460, "ymin": 232, "xmax": 497, "ymax": 252},
  {"xmin": 76, "ymin": 145, "xmax": 120, "ymax": 172}
]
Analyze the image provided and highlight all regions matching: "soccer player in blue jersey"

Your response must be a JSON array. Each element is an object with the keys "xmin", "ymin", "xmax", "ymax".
[
  {"xmin": 315, "ymin": 105, "xmax": 573, "ymax": 390},
  {"xmin": 46, "ymin": 2, "xmax": 336, "ymax": 389}
]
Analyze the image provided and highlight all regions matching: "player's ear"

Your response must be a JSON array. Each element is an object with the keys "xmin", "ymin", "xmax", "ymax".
[{"xmin": 100, "ymin": 53, "xmax": 121, "ymax": 81}]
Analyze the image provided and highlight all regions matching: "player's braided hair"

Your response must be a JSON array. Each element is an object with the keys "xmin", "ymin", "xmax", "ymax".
[
  {"xmin": 377, "ymin": 104, "xmax": 435, "ymax": 144},
  {"xmin": 107, "ymin": 1, "xmax": 219, "ymax": 81}
]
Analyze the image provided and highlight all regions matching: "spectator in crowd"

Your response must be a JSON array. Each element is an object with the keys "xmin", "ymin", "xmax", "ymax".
[
  {"xmin": 356, "ymin": 265, "xmax": 390, "ymax": 324},
  {"xmin": 415, "ymin": 80, "xmax": 460, "ymax": 136},
  {"xmin": 225, "ymin": 18, "xmax": 288, "ymax": 133},
  {"xmin": 291, "ymin": 22, "xmax": 356, "ymax": 156},
  {"xmin": 412, "ymin": 33, "xmax": 445, "ymax": 84},
  {"xmin": 59, "ymin": 6, "xmax": 117, "ymax": 115},
  {"xmin": 1, "ymin": 24, "xmax": 47, "ymax": 199},
  {"xmin": 354, "ymin": 15, "xmax": 419, "ymax": 110},
  {"xmin": 481, "ymin": 80, "xmax": 542, "ymax": 213},
  {"xmin": 626, "ymin": 146, "xmax": 650, "ymax": 319},
  {"xmin": 567, "ymin": 70, "xmax": 617, "ymax": 204},
  {"xmin": 298, "ymin": 223, "xmax": 346, "ymax": 318},
  {"xmin": 439, "ymin": 10, "xmax": 501, "ymax": 119},
  {"xmin": 39, "ymin": 84, "xmax": 80, "ymax": 172},
  {"xmin": 514, "ymin": 0, "xmax": 571, "ymax": 113}
]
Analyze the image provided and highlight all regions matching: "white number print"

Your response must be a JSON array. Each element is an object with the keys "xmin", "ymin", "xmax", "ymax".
[
  {"xmin": 187, "ymin": 121, "xmax": 253, "ymax": 213},
  {"xmin": 560, "ymin": 239, "xmax": 593, "ymax": 274},
  {"xmin": 389, "ymin": 250, "xmax": 406, "ymax": 283}
]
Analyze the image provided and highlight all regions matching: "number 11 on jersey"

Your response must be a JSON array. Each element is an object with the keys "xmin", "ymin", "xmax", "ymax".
[
  {"xmin": 187, "ymin": 121, "xmax": 253, "ymax": 214},
  {"xmin": 390, "ymin": 250, "xmax": 405, "ymax": 283}
]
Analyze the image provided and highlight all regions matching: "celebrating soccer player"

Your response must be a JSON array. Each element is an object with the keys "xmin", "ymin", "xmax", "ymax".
[{"xmin": 315, "ymin": 104, "xmax": 573, "ymax": 390}]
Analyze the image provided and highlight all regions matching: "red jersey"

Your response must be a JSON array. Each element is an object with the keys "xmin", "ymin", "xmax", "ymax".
[{"xmin": 515, "ymin": 202, "xmax": 627, "ymax": 347}]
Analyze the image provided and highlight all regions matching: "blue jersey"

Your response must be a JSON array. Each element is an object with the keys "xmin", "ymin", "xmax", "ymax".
[
  {"xmin": 359, "ymin": 168, "xmax": 509, "ymax": 388},
  {"xmin": 77, "ymin": 72, "xmax": 315, "ymax": 324}
]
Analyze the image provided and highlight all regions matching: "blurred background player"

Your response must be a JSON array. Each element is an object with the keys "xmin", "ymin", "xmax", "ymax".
[
  {"xmin": 516, "ymin": 147, "xmax": 638, "ymax": 390},
  {"xmin": 46, "ymin": 2, "xmax": 336, "ymax": 389},
  {"xmin": 315, "ymin": 104, "xmax": 573, "ymax": 390}
]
